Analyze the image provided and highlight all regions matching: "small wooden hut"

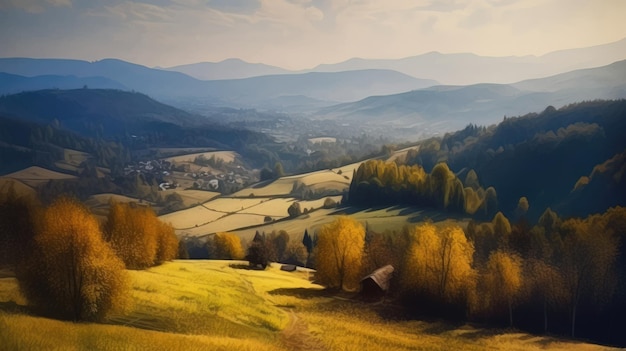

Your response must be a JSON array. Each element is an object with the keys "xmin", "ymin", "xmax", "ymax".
[{"xmin": 360, "ymin": 265, "xmax": 394, "ymax": 300}]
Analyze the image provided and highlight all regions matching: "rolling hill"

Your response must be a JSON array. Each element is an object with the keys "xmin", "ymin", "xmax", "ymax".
[
  {"xmin": 316, "ymin": 59, "xmax": 626, "ymax": 136},
  {"xmin": 0, "ymin": 89, "xmax": 206, "ymax": 136}
]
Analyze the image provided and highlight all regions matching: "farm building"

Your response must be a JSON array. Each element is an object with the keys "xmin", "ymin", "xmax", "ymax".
[{"xmin": 360, "ymin": 265, "xmax": 394, "ymax": 300}]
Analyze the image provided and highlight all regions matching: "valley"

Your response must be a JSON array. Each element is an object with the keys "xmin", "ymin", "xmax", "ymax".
[{"xmin": 1, "ymin": 22, "xmax": 626, "ymax": 350}]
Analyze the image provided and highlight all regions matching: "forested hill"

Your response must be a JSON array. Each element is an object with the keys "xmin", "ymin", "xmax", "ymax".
[
  {"xmin": 0, "ymin": 88, "xmax": 274, "ymax": 149},
  {"xmin": 398, "ymin": 100, "xmax": 626, "ymax": 220},
  {"xmin": 0, "ymin": 89, "xmax": 205, "ymax": 136}
]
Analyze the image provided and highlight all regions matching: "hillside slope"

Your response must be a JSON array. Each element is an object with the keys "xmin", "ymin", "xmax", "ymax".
[
  {"xmin": 0, "ymin": 260, "xmax": 616, "ymax": 351},
  {"xmin": 316, "ymin": 60, "xmax": 626, "ymax": 137}
]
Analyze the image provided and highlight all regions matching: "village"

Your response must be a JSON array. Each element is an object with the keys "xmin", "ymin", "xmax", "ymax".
[{"xmin": 122, "ymin": 154, "xmax": 255, "ymax": 194}]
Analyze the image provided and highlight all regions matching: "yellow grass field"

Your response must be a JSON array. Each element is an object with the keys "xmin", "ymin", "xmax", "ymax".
[
  {"xmin": 233, "ymin": 178, "xmax": 297, "ymax": 197},
  {"xmin": 178, "ymin": 213, "xmax": 266, "ymax": 238},
  {"xmin": 231, "ymin": 205, "xmax": 465, "ymax": 243},
  {"xmin": 164, "ymin": 151, "xmax": 238, "ymax": 164},
  {"xmin": 161, "ymin": 195, "xmax": 344, "ymax": 237},
  {"xmin": 202, "ymin": 197, "xmax": 267, "ymax": 213},
  {"xmin": 4, "ymin": 166, "xmax": 76, "ymax": 187},
  {"xmin": 162, "ymin": 189, "xmax": 221, "ymax": 207},
  {"xmin": 0, "ymin": 177, "xmax": 37, "ymax": 198},
  {"xmin": 233, "ymin": 165, "xmax": 356, "ymax": 198},
  {"xmin": 159, "ymin": 205, "xmax": 225, "ymax": 229},
  {"xmin": 0, "ymin": 260, "xmax": 616, "ymax": 351}
]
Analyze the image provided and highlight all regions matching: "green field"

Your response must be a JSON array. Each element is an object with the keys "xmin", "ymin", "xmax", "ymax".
[{"xmin": 0, "ymin": 261, "xmax": 615, "ymax": 351}]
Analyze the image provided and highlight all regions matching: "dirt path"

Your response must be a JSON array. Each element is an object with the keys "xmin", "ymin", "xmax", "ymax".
[{"xmin": 280, "ymin": 311, "xmax": 326, "ymax": 351}]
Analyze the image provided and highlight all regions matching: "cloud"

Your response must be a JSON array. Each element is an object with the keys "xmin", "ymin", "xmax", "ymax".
[{"xmin": 1, "ymin": 0, "xmax": 625, "ymax": 70}]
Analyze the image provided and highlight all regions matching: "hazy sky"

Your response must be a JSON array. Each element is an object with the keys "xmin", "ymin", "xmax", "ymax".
[{"xmin": 1, "ymin": 0, "xmax": 625, "ymax": 69}]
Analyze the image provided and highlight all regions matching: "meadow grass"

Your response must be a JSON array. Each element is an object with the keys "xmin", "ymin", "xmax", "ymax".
[{"xmin": 0, "ymin": 261, "xmax": 618, "ymax": 351}]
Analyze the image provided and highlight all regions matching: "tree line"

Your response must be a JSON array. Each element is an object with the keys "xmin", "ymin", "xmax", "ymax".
[
  {"xmin": 303, "ymin": 206, "xmax": 626, "ymax": 345},
  {"xmin": 347, "ymin": 159, "xmax": 498, "ymax": 218}
]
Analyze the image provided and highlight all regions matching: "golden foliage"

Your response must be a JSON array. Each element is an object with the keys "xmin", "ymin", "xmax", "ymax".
[
  {"xmin": 314, "ymin": 216, "xmax": 365, "ymax": 291},
  {"xmin": 401, "ymin": 223, "xmax": 475, "ymax": 305},
  {"xmin": 481, "ymin": 250, "xmax": 523, "ymax": 325},
  {"xmin": 18, "ymin": 197, "xmax": 129, "ymax": 321},
  {"xmin": 105, "ymin": 202, "xmax": 178, "ymax": 269},
  {"xmin": 213, "ymin": 232, "xmax": 245, "ymax": 260},
  {"xmin": 156, "ymin": 221, "xmax": 179, "ymax": 264}
]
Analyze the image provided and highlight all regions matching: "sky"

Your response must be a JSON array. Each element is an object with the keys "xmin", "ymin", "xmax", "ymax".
[{"xmin": 1, "ymin": 0, "xmax": 625, "ymax": 70}]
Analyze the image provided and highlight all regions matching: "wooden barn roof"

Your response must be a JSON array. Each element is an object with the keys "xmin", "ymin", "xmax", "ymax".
[{"xmin": 360, "ymin": 265, "xmax": 394, "ymax": 291}]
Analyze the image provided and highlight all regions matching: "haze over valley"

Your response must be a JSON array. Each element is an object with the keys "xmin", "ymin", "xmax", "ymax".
[{"xmin": 1, "ymin": 1, "xmax": 626, "ymax": 350}]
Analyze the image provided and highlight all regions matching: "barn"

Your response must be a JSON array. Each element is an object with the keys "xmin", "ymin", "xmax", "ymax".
[{"xmin": 360, "ymin": 265, "xmax": 394, "ymax": 300}]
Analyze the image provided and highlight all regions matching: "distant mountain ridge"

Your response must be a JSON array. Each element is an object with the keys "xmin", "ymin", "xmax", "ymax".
[
  {"xmin": 0, "ymin": 72, "xmax": 128, "ymax": 95},
  {"xmin": 0, "ymin": 58, "xmax": 435, "ymax": 109},
  {"xmin": 309, "ymin": 37, "xmax": 626, "ymax": 85},
  {"xmin": 316, "ymin": 59, "xmax": 626, "ymax": 137},
  {"xmin": 163, "ymin": 58, "xmax": 291, "ymax": 80}
]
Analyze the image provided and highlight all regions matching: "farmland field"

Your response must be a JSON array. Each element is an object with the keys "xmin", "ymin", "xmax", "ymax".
[
  {"xmin": 0, "ymin": 260, "xmax": 615, "ymax": 351},
  {"xmin": 164, "ymin": 150, "xmax": 238, "ymax": 164},
  {"xmin": 0, "ymin": 177, "xmax": 37, "ymax": 198},
  {"xmin": 4, "ymin": 166, "xmax": 76, "ymax": 187},
  {"xmin": 162, "ymin": 189, "xmax": 221, "ymax": 207},
  {"xmin": 159, "ymin": 205, "xmax": 226, "ymax": 229},
  {"xmin": 84, "ymin": 193, "xmax": 153, "ymax": 217}
]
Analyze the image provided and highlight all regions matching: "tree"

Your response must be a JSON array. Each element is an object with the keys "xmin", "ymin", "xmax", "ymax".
[
  {"xmin": 18, "ymin": 197, "xmax": 128, "ymax": 321},
  {"xmin": 155, "ymin": 221, "xmax": 178, "ymax": 264},
  {"xmin": 314, "ymin": 216, "xmax": 365, "ymax": 291},
  {"xmin": 284, "ymin": 241, "xmax": 308, "ymax": 266},
  {"xmin": 246, "ymin": 232, "xmax": 268, "ymax": 269},
  {"xmin": 213, "ymin": 232, "xmax": 244, "ymax": 260},
  {"xmin": 288, "ymin": 202, "xmax": 302, "ymax": 218},
  {"xmin": 274, "ymin": 162, "xmax": 285, "ymax": 178},
  {"xmin": 525, "ymin": 258, "xmax": 565, "ymax": 333},
  {"xmin": 105, "ymin": 202, "xmax": 158, "ymax": 269},
  {"xmin": 464, "ymin": 169, "xmax": 480, "ymax": 190},
  {"xmin": 481, "ymin": 250, "xmax": 523, "ymax": 327},
  {"xmin": 401, "ymin": 223, "xmax": 475, "ymax": 309},
  {"xmin": 514, "ymin": 197, "xmax": 529, "ymax": 221},
  {"xmin": 557, "ymin": 218, "xmax": 617, "ymax": 337},
  {"xmin": 492, "ymin": 212, "xmax": 512, "ymax": 249},
  {"xmin": 0, "ymin": 187, "xmax": 39, "ymax": 267},
  {"xmin": 429, "ymin": 163, "xmax": 454, "ymax": 209}
]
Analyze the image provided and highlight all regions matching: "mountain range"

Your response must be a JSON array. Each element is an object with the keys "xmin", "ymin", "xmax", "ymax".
[
  {"xmin": 0, "ymin": 38, "xmax": 625, "ymax": 140},
  {"xmin": 0, "ymin": 58, "xmax": 435, "ymax": 109},
  {"xmin": 162, "ymin": 38, "xmax": 626, "ymax": 85},
  {"xmin": 316, "ymin": 59, "xmax": 626, "ymax": 137}
]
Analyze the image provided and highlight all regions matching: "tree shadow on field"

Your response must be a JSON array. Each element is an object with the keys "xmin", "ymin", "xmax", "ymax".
[
  {"xmin": 0, "ymin": 300, "xmax": 30, "ymax": 315},
  {"xmin": 229, "ymin": 263, "xmax": 264, "ymax": 270},
  {"xmin": 268, "ymin": 287, "xmax": 337, "ymax": 300}
]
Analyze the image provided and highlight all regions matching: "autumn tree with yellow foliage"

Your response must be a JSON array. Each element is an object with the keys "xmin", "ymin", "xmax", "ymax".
[
  {"xmin": 315, "ymin": 216, "xmax": 365, "ymax": 291},
  {"xmin": 105, "ymin": 202, "xmax": 178, "ymax": 269},
  {"xmin": 213, "ymin": 232, "xmax": 245, "ymax": 260},
  {"xmin": 18, "ymin": 197, "xmax": 129, "ymax": 321},
  {"xmin": 481, "ymin": 250, "xmax": 524, "ymax": 327},
  {"xmin": 401, "ymin": 223, "xmax": 475, "ymax": 314}
]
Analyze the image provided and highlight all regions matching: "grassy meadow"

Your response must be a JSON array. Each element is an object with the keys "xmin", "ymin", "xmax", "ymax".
[{"xmin": 0, "ymin": 260, "xmax": 616, "ymax": 351}]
